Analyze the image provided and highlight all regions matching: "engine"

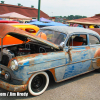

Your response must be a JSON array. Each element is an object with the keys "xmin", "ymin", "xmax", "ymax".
[{"xmin": 0, "ymin": 41, "xmax": 58, "ymax": 66}]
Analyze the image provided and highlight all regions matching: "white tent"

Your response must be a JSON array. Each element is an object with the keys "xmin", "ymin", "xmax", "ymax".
[{"xmin": 0, "ymin": 12, "xmax": 31, "ymax": 20}]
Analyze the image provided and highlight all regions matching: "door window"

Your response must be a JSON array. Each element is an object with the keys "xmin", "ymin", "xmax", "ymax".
[
  {"xmin": 67, "ymin": 34, "xmax": 87, "ymax": 46},
  {"xmin": 89, "ymin": 35, "xmax": 100, "ymax": 45}
]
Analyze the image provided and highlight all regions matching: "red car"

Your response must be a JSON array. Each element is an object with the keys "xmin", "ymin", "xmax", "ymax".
[{"xmin": 0, "ymin": 20, "xmax": 19, "ymax": 23}]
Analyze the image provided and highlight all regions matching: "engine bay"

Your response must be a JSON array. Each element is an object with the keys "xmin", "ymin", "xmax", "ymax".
[{"xmin": 0, "ymin": 40, "xmax": 60, "ymax": 66}]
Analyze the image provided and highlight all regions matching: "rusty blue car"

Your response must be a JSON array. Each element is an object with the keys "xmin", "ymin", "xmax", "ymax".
[{"xmin": 0, "ymin": 24, "xmax": 100, "ymax": 96}]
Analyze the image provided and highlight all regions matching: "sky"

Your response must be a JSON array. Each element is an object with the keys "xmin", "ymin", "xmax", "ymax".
[{"xmin": 3, "ymin": 0, "xmax": 100, "ymax": 17}]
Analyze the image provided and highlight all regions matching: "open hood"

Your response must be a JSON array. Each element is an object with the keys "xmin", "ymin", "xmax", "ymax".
[{"xmin": 0, "ymin": 24, "xmax": 59, "ymax": 49}]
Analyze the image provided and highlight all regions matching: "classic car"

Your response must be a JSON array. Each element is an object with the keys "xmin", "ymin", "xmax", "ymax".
[
  {"xmin": 0, "ymin": 20, "xmax": 19, "ymax": 23},
  {"xmin": 0, "ymin": 24, "xmax": 39, "ymax": 46},
  {"xmin": 0, "ymin": 24, "xmax": 100, "ymax": 96},
  {"xmin": 8, "ymin": 23, "xmax": 39, "ymax": 35}
]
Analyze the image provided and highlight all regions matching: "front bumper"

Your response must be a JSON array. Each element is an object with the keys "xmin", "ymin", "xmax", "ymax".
[
  {"xmin": 0, "ymin": 80, "xmax": 27, "ymax": 92},
  {"xmin": 0, "ymin": 64, "xmax": 27, "ymax": 92}
]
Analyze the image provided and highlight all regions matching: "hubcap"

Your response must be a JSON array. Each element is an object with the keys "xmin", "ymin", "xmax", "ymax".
[{"xmin": 33, "ymin": 76, "xmax": 43, "ymax": 89}]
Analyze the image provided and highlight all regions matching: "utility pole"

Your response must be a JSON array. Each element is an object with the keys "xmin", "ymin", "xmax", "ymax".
[{"xmin": 38, "ymin": 0, "xmax": 41, "ymax": 21}]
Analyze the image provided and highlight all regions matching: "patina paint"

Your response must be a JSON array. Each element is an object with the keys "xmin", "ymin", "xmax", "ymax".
[
  {"xmin": 12, "ymin": 51, "xmax": 66, "ymax": 83},
  {"xmin": 62, "ymin": 46, "xmax": 93, "ymax": 80},
  {"xmin": 0, "ymin": 80, "xmax": 27, "ymax": 92}
]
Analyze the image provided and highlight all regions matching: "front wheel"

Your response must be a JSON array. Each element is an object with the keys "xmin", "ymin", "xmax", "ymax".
[{"xmin": 28, "ymin": 72, "xmax": 49, "ymax": 96}]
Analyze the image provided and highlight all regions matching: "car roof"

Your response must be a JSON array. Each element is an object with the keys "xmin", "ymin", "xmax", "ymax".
[{"xmin": 41, "ymin": 26, "xmax": 99, "ymax": 36}]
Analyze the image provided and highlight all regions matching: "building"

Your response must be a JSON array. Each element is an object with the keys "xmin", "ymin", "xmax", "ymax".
[{"xmin": 0, "ymin": 2, "xmax": 50, "ymax": 19}]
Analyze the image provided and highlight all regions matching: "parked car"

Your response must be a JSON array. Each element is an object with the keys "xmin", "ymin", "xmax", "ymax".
[
  {"xmin": 0, "ymin": 20, "xmax": 19, "ymax": 23},
  {"xmin": 0, "ymin": 24, "xmax": 100, "ymax": 96},
  {"xmin": 8, "ymin": 23, "xmax": 39, "ymax": 35}
]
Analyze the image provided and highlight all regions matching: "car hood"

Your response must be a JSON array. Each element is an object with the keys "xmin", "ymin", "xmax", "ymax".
[{"xmin": 0, "ymin": 24, "xmax": 59, "ymax": 49}]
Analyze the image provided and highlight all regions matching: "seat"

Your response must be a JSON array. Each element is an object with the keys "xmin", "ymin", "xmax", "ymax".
[
  {"xmin": 37, "ymin": 32, "xmax": 47, "ymax": 40},
  {"xmin": 70, "ymin": 36, "xmax": 86, "ymax": 46}
]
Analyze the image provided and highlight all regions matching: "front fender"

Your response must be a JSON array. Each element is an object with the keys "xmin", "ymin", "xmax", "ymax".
[{"xmin": 11, "ymin": 51, "xmax": 66, "ymax": 84}]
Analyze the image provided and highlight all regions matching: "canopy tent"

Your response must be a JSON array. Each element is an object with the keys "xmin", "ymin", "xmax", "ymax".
[
  {"xmin": 28, "ymin": 21, "xmax": 46, "ymax": 26},
  {"xmin": 28, "ymin": 21, "xmax": 67, "ymax": 27},
  {"xmin": 31, "ymin": 17, "xmax": 52, "ymax": 22},
  {"xmin": 0, "ymin": 12, "xmax": 31, "ymax": 20},
  {"xmin": 67, "ymin": 14, "xmax": 100, "ymax": 25},
  {"xmin": 44, "ymin": 22, "xmax": 67, "ymax": 26}
]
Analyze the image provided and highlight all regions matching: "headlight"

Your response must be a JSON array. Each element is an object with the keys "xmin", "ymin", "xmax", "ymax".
[{"xmin": 10, "ymin": 60, "xmax": 18, "ymax": 71}]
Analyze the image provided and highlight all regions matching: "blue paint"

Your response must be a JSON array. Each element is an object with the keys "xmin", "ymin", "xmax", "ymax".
[
  {"xmin": 23, "ymin": 61, "xmax": 30, "ymax": 66},
  {"xmin": 63, "ymin": 60, "xmax": 92, "ymax": 79}
]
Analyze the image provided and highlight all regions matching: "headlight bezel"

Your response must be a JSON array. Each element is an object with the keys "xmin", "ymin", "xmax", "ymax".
[{"xmin": 10, "ymin": 59, "xmax": 18, "ymax": 71}]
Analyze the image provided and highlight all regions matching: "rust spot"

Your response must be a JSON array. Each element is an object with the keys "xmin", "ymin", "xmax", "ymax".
[
  {"xmin": 72, "ymin": 51, "xmax": 81, "ymax": 53},
  {"xmin": 26, "ymin": 74, "xmax": 35, "ymax": 84},
  {"xmin": 96, "ymin": 59, "xmax": 100, "ymax": 67},
  {"xmin": 68, "ymin": 50, "xmax": 72, "ymax": 61},
  {"xmin": 85, "ymin": 46, "xmax": 90, "ymax": 50},
  {"xmin": 65, "ymin": 52, "xmax": 68, "ymax": 55},
  {"xmin": 0, "ymin": 80, "xmax": 27, "ymax": 92},
  {"xmin": 22, "ymin": 85, "xmax": 26, "ymax": 89},
  {"xmin": 1, "ymin": 70, "xmax": 5, "ymax": 75},
  {"xmin": 94, "ymin": 49, "xmax": 100, "ymax": 58},
  {"xmin": 49, "ymin": 69, "xmax": 57, "ymax": 81},
  {"xmin": 6, "ymin": 86, "xmax": 9, "ymax": 88},
  {"xmin": 94, "ymin": 49, "xmax": 100, "ymax": 67},
  {"xmin": 88, "ymin": 61, "xmax": 92, "ymax": 70},
  {"xmin": 42, "ymin": 53, "xmax": 48, "ymax": 55}
]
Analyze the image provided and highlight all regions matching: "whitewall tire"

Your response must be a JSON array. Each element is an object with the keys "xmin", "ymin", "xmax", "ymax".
[{"xmin": 28, "ymin": 72, "xmax": 49, "ymax": 96}]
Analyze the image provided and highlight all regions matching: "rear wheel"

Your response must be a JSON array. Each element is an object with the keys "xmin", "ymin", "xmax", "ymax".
[{"xmin": 28, "ymin": 72, "xmax": 49, "ymax": 96}]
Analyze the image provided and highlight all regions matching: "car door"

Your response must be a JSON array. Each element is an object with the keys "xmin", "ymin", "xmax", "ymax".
[
  {"xmin": 89, "ymin": 34, "xmax": 100, "ymax": 69},
  {"xmin": 63, "ymin": 33, "xmax": 93, "ymax": 79}
]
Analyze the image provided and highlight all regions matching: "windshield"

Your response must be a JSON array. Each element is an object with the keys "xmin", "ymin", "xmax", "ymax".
[{"xmin": 36, "ymin": 30, "xmax": 67, "ymax": 45}]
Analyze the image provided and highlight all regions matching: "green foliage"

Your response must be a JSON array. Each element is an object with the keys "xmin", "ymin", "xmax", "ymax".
[
  {"xmin": 67, "ymin": 15, "xmax": 87, "ymax": 20},
  {"xmin": 53, "ymin": 15, "xmax": 87, "ymax": 20}
]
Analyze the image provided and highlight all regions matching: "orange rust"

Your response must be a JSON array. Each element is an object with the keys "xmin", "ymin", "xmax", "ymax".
[
  {"xmin": 72, "ymin": 51, "xmax": 81, "ymax": 53},
  {"xmin": 85, "ymin": 46, "xmax": 90, "ymax": 50},
  {"xmin": 0, "ymin": 80, "xmax": 27, "ymax": 92},
  {"xmin": 65, "ymin": 52, "xmax": 68, "ymax": 55},
  {"xmin": 1, "ymin": 70, "xmax": 5, "ymax": 75},
  {"xmin": 6, "ymin": 86, "xmax": 9, "ymax": 88},
  {"xmin": 92, "ymin": 48, "xmax": 96, "ymax": 50},
  {"xmin": 94, "ymin": 49, "xmax": 100, "ymax": 67},
  {"xmin": 96, "ymin": 59, "xmax": 100, "ymax": 67},
  {"xmin": 88, "ymin": 62, "xmax": 92, "ymax": 70},
  {"xmin": 49, "ymin": 69, "xmax": 57, "ymax": 81},
  {"xmin": 94, "ymin": 49, "xmax": 100, "ymax": 58},
  {"xmin": 26, "ymin": 74, "xmax": 35, "ymax": 84},
  {"xmin": 43, "ymin": 53, "xmax": 48, "ymax": 55},
  {"xmin": 68, "ymin": 50, "xmax": 72, "ymax": 61}
]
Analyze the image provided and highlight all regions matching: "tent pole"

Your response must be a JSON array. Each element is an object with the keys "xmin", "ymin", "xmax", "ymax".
[{"xmin": 38, "ymin": 0, "xmax": 41, "ymax": 21}]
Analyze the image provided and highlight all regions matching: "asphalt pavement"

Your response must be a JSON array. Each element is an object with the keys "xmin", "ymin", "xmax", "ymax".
[{"xmin": 0, "ymin": 70, "xmax": 100, "ymax": 100}]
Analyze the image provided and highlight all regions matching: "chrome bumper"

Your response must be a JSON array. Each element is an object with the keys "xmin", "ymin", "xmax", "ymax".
[{"xmin": 0, "ymin": 80, "xmax": 27, "ymax": 92}]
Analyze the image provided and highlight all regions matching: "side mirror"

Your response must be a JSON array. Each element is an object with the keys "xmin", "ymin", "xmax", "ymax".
[{"xmin": 59, "ymin": 42, "xmax": 64, "ymax": 49}]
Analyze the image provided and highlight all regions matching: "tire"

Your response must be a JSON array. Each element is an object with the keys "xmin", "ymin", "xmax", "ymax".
[
  {"xmin": 28, "ymin": 72, "xmax": 49, "ymax": 96},
  {"xmin": 95, "ymin": 68, "xmax": 100, "ymax": 72}
]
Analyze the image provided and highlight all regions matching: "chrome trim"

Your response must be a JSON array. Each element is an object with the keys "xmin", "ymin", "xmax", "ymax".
[
  {"xmin": 10, "ymin": 59, "xmax": 18, "ymax": 70},
  {"xmin": 28, "ymin": 57, "xmax": 100, "ymax": 74}
]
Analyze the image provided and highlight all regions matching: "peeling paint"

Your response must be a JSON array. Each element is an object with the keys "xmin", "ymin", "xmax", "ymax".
[{"xmin": 0, "ymin": 80, "xmax": 27, "ymax": 92}]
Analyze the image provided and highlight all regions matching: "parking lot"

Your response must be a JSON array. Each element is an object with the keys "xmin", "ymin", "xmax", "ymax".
[{"xmin": 0, "ymin": 70, "xmax": 100, "ymax": 100}]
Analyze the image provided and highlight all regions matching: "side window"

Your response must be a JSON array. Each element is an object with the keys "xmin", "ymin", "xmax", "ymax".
[
  {"xmin": 67, "ymin": 34, "xmax": 87, "ymax": 46},
  {"xmin": 89, "ymin": 35, "xmax": 100, "ymax": 45}
]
